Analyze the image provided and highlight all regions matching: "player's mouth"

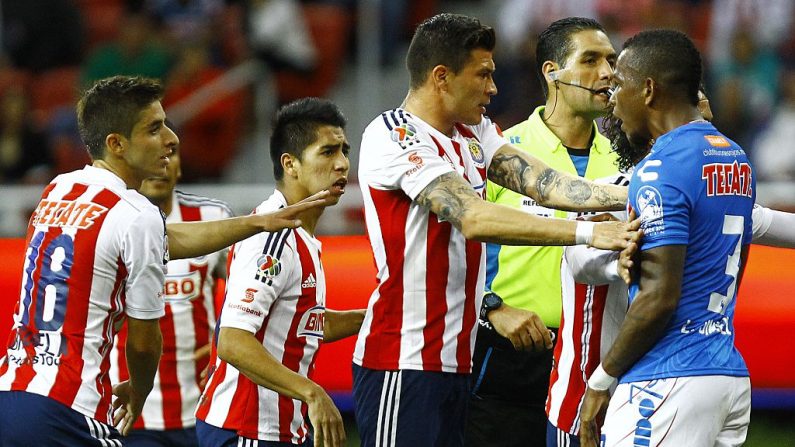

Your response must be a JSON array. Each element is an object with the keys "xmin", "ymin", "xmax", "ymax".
[
  {"xmin": 329, "ymin": 178, "xmax": 347, "ymax": 196},
  {"xmin": 594, "ymin": 86, "xmax": 612, "ymax": 99},
  {"xmin": 479, "ymin": 102, "xmax": 490, "ymax": 114}
]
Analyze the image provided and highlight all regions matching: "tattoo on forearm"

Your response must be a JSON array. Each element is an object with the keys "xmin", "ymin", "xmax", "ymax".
[
  {"xmin": 416, "ymin": 172, "xmax": 478, "ymax": 228},
  {"xmin": 536, "ymin": 168, "xmax": 560, "ymax": 202},
  {"xmin": 563, "ymin": 178, "xmax": 594, "ymax": 204}
]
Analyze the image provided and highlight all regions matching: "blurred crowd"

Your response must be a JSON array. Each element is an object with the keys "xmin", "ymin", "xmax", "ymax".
[{"xmin": 2, "ymin": 0, "xmax": 795, "ymax": 185}]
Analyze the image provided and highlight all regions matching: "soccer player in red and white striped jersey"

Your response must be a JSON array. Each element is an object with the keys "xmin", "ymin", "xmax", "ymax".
[
  {"xmin": 546, "ymin": 174, "xmax": 631, "ymax": 447},
  {"xmin": 0, "ymin": 76, "xmax": 174, "ymax": 447},
  {"xmin": 195, "ymin": 98, "xmax": 364, "ymax": 447},
  {"xmin": 353, "ymin": 13, "xmax": 639, "ymax": 447},
  {"xmin": 110, "ymin": 144, "xmax": 232, "ymax": 446}
]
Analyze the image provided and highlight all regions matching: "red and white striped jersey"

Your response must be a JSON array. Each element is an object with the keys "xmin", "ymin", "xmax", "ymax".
[
  {"xmin": 110, "ymin": 190, "xmax": 231, "ymax": 430},
  {"xmin": 546, "ymin": 173, "xmax": 631, "ymax": 435},
  {"xmin": 354, "ymin": 109, "xmax": 507, "ymax": 374},
  {"xmin": 196, "ymin": 190, "xmax": 325, "ymax": 443},
  {"xmin": 0, "ymin": 166, "xmax": 167, "ymax": 424}
]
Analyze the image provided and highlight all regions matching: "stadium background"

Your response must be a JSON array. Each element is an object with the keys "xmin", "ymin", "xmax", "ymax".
[{"xmin": 1, "ymin": 0, "xmax": 794, "ymax": 445}]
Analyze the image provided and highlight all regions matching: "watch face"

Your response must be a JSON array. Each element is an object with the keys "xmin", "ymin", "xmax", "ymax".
[{"xmin": 484, "ymin": 293, "xmax": 501, "ymax": 309}]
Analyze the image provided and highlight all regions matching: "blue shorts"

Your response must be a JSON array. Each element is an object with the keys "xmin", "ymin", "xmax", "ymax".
[
  {"xmin": 124, "ymin": 427, "xmax": 198, "ymax": 446},
  {"xmin": 0, "ymin": 390, "xmax": 123, "ymax": 446},
  {"xmin": 546, "ymin": 420, "xmax": 580, "ymax": 447},
  {"xmin": 352, "ymin": 364, "xmax": 470, "ymax": 447},
  {"xmin": 195, "ymin": 419, "xmax": 312, "ymax": 447}
]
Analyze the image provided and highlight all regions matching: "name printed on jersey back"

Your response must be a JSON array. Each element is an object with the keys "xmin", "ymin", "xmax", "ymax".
[{"xmin": 32, "ymin": 199, "xmax": 108, "ymax": 229}]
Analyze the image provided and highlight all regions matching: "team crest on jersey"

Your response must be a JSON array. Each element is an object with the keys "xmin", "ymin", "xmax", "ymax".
[
  {"xmin": 636, "ymin": 186, "xmax": 665, "ymax": 236},
  {"xmin": 391, "ymin": 123, "xmax": 419, "ymax": 149},
  {"xmin": 254, "ymin": 254, "xmax": 281, "ymax": 284},
  {"xmin": 297, "ymin": 305, "xmax": 325, "ymax": 338},
  {"xmin": 467, "ymin": 138, "xmax": 485, "ymax": 166}
]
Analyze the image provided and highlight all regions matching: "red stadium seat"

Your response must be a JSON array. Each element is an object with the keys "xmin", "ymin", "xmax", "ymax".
[{"xmin": 28, "ymin": 66, "xmax": 80, "ymax": 127}]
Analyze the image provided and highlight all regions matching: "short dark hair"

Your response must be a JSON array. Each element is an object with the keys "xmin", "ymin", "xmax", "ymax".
[
  {"xmin": 536, "ymin": 17, "xmax": 606, "ymax": 98},
  {"xmin": 621, "ymin": 29, "xmax": 702, "ymax": 105},
  {"xmin": 406, "ymin": 13, "xmax": 496, "ymax": 89},
  {"xmin": 270, "ymin": 97, "xmax": 347, "ymax": 181},
  {"xmin": 77, "ymin": 76, "xmax": 164, "ymax": 160}
]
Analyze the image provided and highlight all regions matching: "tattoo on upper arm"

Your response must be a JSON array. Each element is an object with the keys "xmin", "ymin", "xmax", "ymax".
[
  {"xmin": 488, "ymin": 152, "xmax": 532, "ymax": 194},
  {"xmin": 415, "ymin": 172, "xmax": 479, "ymax": 228}
]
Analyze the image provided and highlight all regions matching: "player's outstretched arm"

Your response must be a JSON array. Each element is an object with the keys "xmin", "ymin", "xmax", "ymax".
[
  {"xmin": 323, "ymin": 309, "xmax": 365, "ymax": 343},
  {"xmin": 752, "ymin": 205, "xmax": 795, "ymax": 248},
  {"xmin": 415, "ymin": 172, "xmax": 640, "ymax": 250},
  {"xmin": 217, "ymin": 327, "xmax": 345, "ymax": 447},
  {"xmin": 488, "ymin": 144, "xmax": 627, "ymax": 212},
  {"xmin": 112, "ymin": 317, "xmax": 162, "ymax": 436},
  {"xmin": 167, "ymin": 190, "xmax": 331, "ymax": 260}
]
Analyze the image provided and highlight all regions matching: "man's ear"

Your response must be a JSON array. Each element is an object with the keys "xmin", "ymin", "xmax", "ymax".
[
  {"xmin": 431, "ymin": 64, "xmax": 450, "ymax": 90},
  {"xmin": 542, "ymin": 61, "xmax": 560, "ymax": 84},
  {"xmin": 105, "ymin": 133, "xmax": 125, "ymax": 156},
  {"xmin": 644, "ymin": 77, "xmax": 656, "ymax": 106},
  {"xmin": 281, "ymin": 153, "xmax": 299, "ymax": 178}
]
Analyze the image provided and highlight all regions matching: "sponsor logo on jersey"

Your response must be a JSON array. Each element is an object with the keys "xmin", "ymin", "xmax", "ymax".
[
  {"xmin": 301, "ymin": 272, "xmax": 317, "ymax": 289},
  {"xmin": 680, "ymin": 317, "xmax": 732, "ymax": 336},
  {"xmin": 242, "ymin": 287, "xmax": 257, "ymax": 303},
  {"xmin": 254, "ymin": 254, "xmax": 281, "ymax": 284},
  {"xmin": 297, "ymin": 305, "xmax": 325, "ymax": 338},
  {"xmin": 704, "ymin": 135, "xmax": 730, "ymax": 147},
  {"xmin": 404, "ymin": 151, "xmax": 425, "ymax": 177},
  {"xmin": 509, "ymin": 135, "xmax": 521, "ymax": 144},
  {"xmin": 163, "ymin": 270, "xmax": 202, "ymax": 302},
  {"xmin": 467, "ymin": 138, "xmax": 485, "ymax": 166},
  {"xmin": 391, "ymin": 123, "xmax": 419, "ymax": 149},
  {"xmin": 636, "ymin": 186, "xmax": 665, "ymax": 236},
  {"xmin": 32, "ymin": 200, "xmax": 108, "ymax": 229},
  {"xmin": 702, "ymin": 161, "xmax": 753, "ymax": 198},
  {"xmin": 227, "ymin": 303, "xmax": 262, "ymax": 317},
  {"xmin": 637, "ymin": 159, "xmax": 662, "ymax": 182}
]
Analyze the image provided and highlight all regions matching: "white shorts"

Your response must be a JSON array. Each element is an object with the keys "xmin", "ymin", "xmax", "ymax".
[{"xmin": 601, "ymin": 375, "xmax": 750, "ymax": 447}]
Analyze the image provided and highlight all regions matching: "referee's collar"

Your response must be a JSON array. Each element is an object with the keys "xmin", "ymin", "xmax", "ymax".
[{"xmin": 526, "ymin": 106, "xmax": 606, "ymax": 155}]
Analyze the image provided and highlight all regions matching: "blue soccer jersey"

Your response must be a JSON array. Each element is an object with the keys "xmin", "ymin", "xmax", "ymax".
[{"xmin": 623, "ymin": 121, "xmax": 755, "ymax": 383}]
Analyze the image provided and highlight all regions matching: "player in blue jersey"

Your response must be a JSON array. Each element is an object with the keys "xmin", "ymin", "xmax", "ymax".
[{"xmin": 578, "ymin": 30, "xmax": 755, "ymax": 447}]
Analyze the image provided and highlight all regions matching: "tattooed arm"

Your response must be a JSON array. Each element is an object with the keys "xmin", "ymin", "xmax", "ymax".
[
  {"xmin": 415, "ymin": 172, "xmax": 638, "ymax": 250},
  {"xmin": 488, "ymin": 144, "xmax": 627, "ymax": 211}
]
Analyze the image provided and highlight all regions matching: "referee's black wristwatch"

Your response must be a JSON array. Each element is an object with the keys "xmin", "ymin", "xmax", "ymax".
[{"xmin": 480, "ymin": 292, "xmax": 503, "ymax": 321}]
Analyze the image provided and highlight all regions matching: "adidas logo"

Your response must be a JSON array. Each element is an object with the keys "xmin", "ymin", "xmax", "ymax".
[{"xmin": 301, "ymin": 273, "xmax": 317, "ymax": 289}]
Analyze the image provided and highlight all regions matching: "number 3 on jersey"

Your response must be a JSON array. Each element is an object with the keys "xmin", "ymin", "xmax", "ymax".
[
  {"xmin": 21, "ymin": 232, "xmax": 75, "ymax": 331},
  {"xmin": 708, "ymin": 215, "xmax": 743, "ymax": 314}
]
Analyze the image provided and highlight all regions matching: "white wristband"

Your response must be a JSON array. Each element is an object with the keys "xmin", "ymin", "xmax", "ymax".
[
  {"xmin": 576, "ymin": 221, "xmax": 595, "ymax": 246},
  {"xmin": 588, "ymin": 364, "xmax": 617, "ymax": 391}
]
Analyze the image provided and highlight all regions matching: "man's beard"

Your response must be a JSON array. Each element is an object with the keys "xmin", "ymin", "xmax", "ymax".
[{"xmin": 603, "ymin": 111, "xmax": 652, "ymax": 172}]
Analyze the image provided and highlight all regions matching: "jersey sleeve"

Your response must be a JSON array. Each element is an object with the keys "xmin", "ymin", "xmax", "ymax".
[
  {"xmin": 220, "ymin": 229, "xmax": 297, "ymax": 334},
  {"xmin": 123, "ymin": 207, "xmax": 167, "ymax": 320},
  {"xmin": 751, "ymin": 204, "xmax": 795, "ymax": 247},
  {"xmin": 630, "ymin": 160, "xmax": 691, "ymax": 250},
  {"xmin": 564, "ymin": 245, "xmax": 620, "ymax": 285},
  {"xmin": 473, "ymin": 116, "xmax": 509, "ymax": 170},
  {"xmin": 360, "ymin": 118, "xmax": 456, "ymax": 200}
]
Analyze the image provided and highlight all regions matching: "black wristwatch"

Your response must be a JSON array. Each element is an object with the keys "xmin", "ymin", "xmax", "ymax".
[{"xmin": 480, "ymin": 292, "xmax": 503, "ymax": 321}]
